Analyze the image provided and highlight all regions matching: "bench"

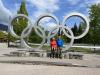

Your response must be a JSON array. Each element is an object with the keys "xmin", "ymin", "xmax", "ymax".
[
  {"xmin": 10, "ymin": 51, "xmax": 26, "ymax": 57},
  {"xmin": 68, "ymin": 52, "xmax": 83, "ymax": 60}
]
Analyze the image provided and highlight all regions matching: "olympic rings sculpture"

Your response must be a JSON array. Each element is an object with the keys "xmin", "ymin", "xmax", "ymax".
[{"xmin": 9, "ymin": 12, "xmax": 90, "ymax": 51}]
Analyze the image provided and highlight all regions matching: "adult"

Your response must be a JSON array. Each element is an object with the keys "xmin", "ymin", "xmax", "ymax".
[
  {"xmin": 50, "ymin": 38, "xmax": 57, "ymax": 58},
  {"xmin": 56, "ymin": 36, "xmax": 63, "ymax": 58}
]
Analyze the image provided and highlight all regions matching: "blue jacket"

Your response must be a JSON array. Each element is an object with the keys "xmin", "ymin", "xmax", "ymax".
[{"xmin": 56, "ymin": 39, "xmax": 63, "ymax": 47}]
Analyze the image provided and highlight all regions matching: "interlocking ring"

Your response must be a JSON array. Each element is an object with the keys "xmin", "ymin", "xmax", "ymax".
[
  {"xmin": 62, "ymin": 12, "xmax": 89, "ymax": 39},
  {"xmin": 9, "ymin": 14, "xmax": 32, "ymax": 38},
  {"xmin": 47, "ymin": 25, "xmax": 74, "ymax": 51},
  {"xmin": 34, "ymin": 13, "xmax": 60, "ymax": 38},
  {"xmin": 9, "ymin": 12, "xmax": 90, "ymax": 51}
]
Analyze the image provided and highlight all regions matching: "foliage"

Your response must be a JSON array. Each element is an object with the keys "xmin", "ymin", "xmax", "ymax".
[
  {"xmin": 0, "ymin": 31, "xmax": 5, "ymax": 38},
  {"xmin": 28, "ymin": 28, "xmax": 42, "ymax": 43},
  {"xmin": 11, "ymin": 0, "xmax": 28, "ymax": 36},
  {"xmin": 89, "ymin": 4, "xmax": 100, "ymax": 45}
]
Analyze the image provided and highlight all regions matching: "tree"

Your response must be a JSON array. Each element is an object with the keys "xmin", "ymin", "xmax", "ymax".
[
  {"xmin": 28, "ymin": 28, "xmax": 42, "ymax": 43},
  {"xmin": 12, "ymin": 0, "xmax": 28, "ymax": 36},
  {"xmin": 7, "ymin": 32, "xmax": 16, "ymax": 47},
  {"xmin": 8, "ymin": 0, "xmax": 28, "ymax": 47},
  {"xmin": 17, "ymin": 0, "xmax": 28, "ymax": 15},
  {"xmin": 71, "ymin": 23, "xmax": 79, "ymax": 43},
  {"xmin": 0, "ymin": 31, "xmax": 7, "ymax": 42},
  {"xmin": 77, "ymin": 22, "xmax": 91, "ymax": 44},
  {"xmin": 89, "ymin": 4, "xmax": 100, "ymax": 45},
  {"xmin": 77, "ymin": 22, "xmax": 83, "ymax": 43},
  {"xmin": 71, "ymin": 23, "xmax": 79, "ymax": 36},
  {"xmin": 78, "ymin": 22, "xmax": 84, "ymax": 34},
  {"xmin": 89, "ymin": 4, "xmax": 100, "ymax": 52}
]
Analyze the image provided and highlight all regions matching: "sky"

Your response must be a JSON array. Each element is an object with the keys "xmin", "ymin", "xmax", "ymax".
[{"xmin": 0, "ymin": 0, "xmax": 100, "ymax": 30}]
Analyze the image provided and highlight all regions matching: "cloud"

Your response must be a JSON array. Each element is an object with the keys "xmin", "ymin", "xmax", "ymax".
[
  {"xmin": 12, "ymin": 3, "xmax": 20, "ymax": 14},
  {"xmin": 26, "ymin": 0, "xmax": 59, "ymax": 12},
  {"xmin": 40, "ymin": 22, "xmax": 57, "ymax": 31},
  {"xmin": 0, "ymin": 0, "xmax": 12, "ymax": 25},
  {"xmin": 95, "ymin": 0, "xmax": 100, "ymax": 4},
  {"xmin": 37, "ymin": 17, "xmax": 58, "ymax": 31},
  {"xmin": 64, "ymin": 0, "xmax": 95, "ymax": 16},
  {"xmin": 26, "ymin": 0, "xmax": 59, "ymax": 19},
  {"xmin": 66, "ymin": 0, "xmax": 100, "ymax": 13},
  {"xmin": 67, "ymin": 0, "xmax": 100, "ymax": 6},
  {"xmin": 67, "ymin": 0, "xmax": 80, "ymax": 5},
  {"xmin": 26, "ymin": 0, "xmax": 59, "ymax": 31},
  {"xmin": 47, "ymin": 22, "xmax": 57, "ymax": 30},
  {"xmin": 84, "ymin": 0, "xmax": 100, "ymax": 6}
]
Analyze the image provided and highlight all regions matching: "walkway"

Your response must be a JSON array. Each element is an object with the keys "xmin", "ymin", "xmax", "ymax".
[{"xmin": 0, "ymin": 63, "xmax": 100, "ymax": 75}]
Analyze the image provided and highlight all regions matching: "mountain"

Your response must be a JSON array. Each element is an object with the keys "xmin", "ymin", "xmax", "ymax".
[{"xmin": 0, "ymin": 24, "xmax": 8, "ymax": 31}]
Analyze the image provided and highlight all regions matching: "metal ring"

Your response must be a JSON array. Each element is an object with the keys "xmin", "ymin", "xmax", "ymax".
[
  {"xmin": 9, "ymin": 12, "xmax": 90, "ymax": 51},
  {"xmin": 62, "ymin": 12, "xmax": 89, "ymax": 39},
  {"xmin": 48, "ymin": 25, "xmax": 74, "ymax": 51},
  {"xmin": 21, "ymin": 26, "xmax": 46, "ymax": 50},
  {"xmin": 34, "ymin": 13, "xmax": 60, "ymax": 38},
  {"xmin": 9, "ymin": 14, "xmax": 32, "ymax": 38},
  {"xmin": 62, "ymin": 26, "xmax": 74, "ymax": 51}
]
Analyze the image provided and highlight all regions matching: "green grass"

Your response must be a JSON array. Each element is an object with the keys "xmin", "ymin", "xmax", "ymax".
[
  {"xmin": 70, "ymin": 47, "xmax": 100, "ymax": 54},
  {"xmin": 29, "ymin": 44, "xmax": 50, "ymax": 51},
  {"xmin": 69, "ymin": 47, "xmax": 92, "ymax": 53},
  {"xmin": 27, "ymin": 44, "xmax": 100, "ymax": 54}
]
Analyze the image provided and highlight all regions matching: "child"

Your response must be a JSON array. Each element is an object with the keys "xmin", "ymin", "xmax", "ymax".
[{"xmin": 50, "ymin": 38, "xmax": 57, "ymax": 58}]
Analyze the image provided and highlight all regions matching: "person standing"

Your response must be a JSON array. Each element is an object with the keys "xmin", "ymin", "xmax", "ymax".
[
  {"xmin": 56, "ymin": 36, "xmax": 63, "ymax": 58},
  {"xmin": 50, "ymin": 38, "xmax": 57, "ymax": 58}
]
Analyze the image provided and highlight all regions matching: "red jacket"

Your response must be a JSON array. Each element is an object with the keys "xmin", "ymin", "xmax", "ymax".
[{"xmin": 50, "ymin": 40, "xmax": 57, "ymax": 49}]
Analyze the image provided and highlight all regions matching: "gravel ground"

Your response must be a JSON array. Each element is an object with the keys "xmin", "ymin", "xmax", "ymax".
[{"xmin": 0, "ymin": 63, "xmax": 100, "ymax": 75}]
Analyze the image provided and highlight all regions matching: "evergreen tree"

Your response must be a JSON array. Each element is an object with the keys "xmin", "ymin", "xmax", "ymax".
[
  {"xmin": 78, "ymin": 22, "xmax": 91, "ymax": 44},
  {"xmin": 17, "ymin": 0, "xmax": 28, "ymax": 15},
  {"xmin": 78, "ymin": 22, "xmax": 83, "ymax": 34},
  {"xmin": 8, "ymin": 0, "xmax": 28, "ymax": 47},
  {"xmin": 71, "ymin": 23, "xmax": 79, "ymax": 43},
  {"xmin": 12, "ymin": 0, "xmax": 28, "ymax": 36},
  {"xmin": 77, "ymin": 22, "xmax": 83, "ymax": 43},
  {"xmin": 28, "ymin": 28, "xmax": 42, "ymax": 43},
  {"xmin": 72, "ymin": 23, "xmax": 78, "ymax": 36}
]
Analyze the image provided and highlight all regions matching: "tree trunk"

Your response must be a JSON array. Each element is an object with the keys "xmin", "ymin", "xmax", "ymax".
[{"xmin": 93, "ymin": 43, "xmax": 96, "ymax": 53}]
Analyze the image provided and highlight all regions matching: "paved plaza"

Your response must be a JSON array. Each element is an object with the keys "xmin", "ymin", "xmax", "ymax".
[
  {"xmin": 0, "ymin": 63, "xmax": 100, "ymax": 75},
  {"xmin": 0, "ymin": 48, "xmax": 100, "ymax": 75},
  {"xmin": 0, "ymin": 48, "xmax": 100, "ymax": 67}
]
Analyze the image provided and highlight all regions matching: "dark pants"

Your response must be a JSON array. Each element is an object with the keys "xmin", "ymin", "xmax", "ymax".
[
  {"xmin": 50, "ymin": 48, "xmax": 56, "ymax": 58},
  {"xmin": 57, "ymin": 47, "xmax": 62, "ymax": 58}
]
